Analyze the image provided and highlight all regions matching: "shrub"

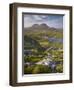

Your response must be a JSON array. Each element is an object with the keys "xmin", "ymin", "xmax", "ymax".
[
  {"xmin": 24, "ymin": 65, "xmax": 35, "ymax": 74},
  {"xmin": 56, "ymin": 64, "xmax": 63, "ymax": 73},
  {"xmin": 32, "ymin": 65, "xmax": 52, "ymax": 74}
]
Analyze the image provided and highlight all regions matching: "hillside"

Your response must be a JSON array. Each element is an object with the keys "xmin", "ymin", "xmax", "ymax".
[{"xmin": 24, "ymin": 23, "xmax": 63, "ymax": 74}]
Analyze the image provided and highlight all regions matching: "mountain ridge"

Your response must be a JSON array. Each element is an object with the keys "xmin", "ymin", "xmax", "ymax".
[{"xmin": 24, "ymin": 23, "xmax": 63, "ymax": 31}]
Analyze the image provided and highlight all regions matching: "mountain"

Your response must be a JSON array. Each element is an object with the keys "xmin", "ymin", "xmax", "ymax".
[
  {"xmin": 31, "ymin": 24, "xmax": 39, "ymax": 28},
  {"xmin": 24, "ymin": 23, "xmax": 51, "ymax": 30},
  {"xmin": 24, "ymin": 23, "xmax": 63, "ymax": 32},
  {"xmin": 32, "ymin": 23, "xmax": 50, "ymax": 29}
]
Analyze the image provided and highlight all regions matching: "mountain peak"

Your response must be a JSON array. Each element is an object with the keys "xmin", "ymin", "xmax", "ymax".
[
  {"xmin": 31, "ymin": 23, "xmax": 49, "ymax": 29},
  {"xmin": 32, "ymin": 24, "xmax": 39, "ymax": 28},
  {"xmin": 40, "ymin": 23, "xmax": 49, "ymax": 28}
]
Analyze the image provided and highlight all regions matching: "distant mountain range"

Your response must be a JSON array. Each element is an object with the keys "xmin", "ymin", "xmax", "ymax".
[{"xmin": 24, "ymin": 23, "xmax": 63, "ymax": 31}]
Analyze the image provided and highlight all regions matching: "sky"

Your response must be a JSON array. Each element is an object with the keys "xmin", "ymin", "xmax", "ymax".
[{"xmin": 23, "ymin": 14, "xmax": 63, "ymax": 29}]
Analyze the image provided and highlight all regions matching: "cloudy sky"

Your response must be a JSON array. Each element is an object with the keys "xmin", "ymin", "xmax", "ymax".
[{"xmin": 23, "ymin": 14, "xmax": 63, "ymax": 29}]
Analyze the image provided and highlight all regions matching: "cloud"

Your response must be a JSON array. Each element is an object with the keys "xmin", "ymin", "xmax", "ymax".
[{"xmin": 24, "ymin": 14, "xmax": 63, "ymax": 28}]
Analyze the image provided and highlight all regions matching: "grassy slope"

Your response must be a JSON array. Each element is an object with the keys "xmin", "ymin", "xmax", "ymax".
[{"xmin": 24, "ymin": 28, "xmax": 63, "ymax": 74}]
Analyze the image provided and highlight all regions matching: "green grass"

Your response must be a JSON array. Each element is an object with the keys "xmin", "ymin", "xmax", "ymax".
[
  {"xmin": 32, "ymin": 65, "xmax": 52, "ymax": 74},
  {"xmin": 24, "ymin": 28, "xmax": 63, "ymax": 74},
  {"xmin": 24, "ymin": 65, "xmax": 52, "ymax": 74},
  {"xmin": 24, "ymin": 64, "xmax": 63, "ymax": 74},
  {"xmin": 56, "ymin": 64, "xmax": 63, "ymax": 73},
  {"xmin": 24, "ymin": 56, "xmax": 43, "ymax": 63}
]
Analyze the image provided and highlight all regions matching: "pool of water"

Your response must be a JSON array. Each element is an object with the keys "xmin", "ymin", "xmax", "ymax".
[{"xmin": 48, "ymin": 37, "xmax": 63, "ymax": 43}]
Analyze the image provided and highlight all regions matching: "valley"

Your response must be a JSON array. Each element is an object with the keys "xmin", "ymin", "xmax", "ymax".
[{"xmin": 24, "ymin": 24, "xmax": 63, "ymax": 74}]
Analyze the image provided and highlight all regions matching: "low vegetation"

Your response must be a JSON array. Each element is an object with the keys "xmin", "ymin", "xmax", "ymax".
[{"xmin": 24, "ymin": 25, "xmax": 63, "ymax": 74}]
